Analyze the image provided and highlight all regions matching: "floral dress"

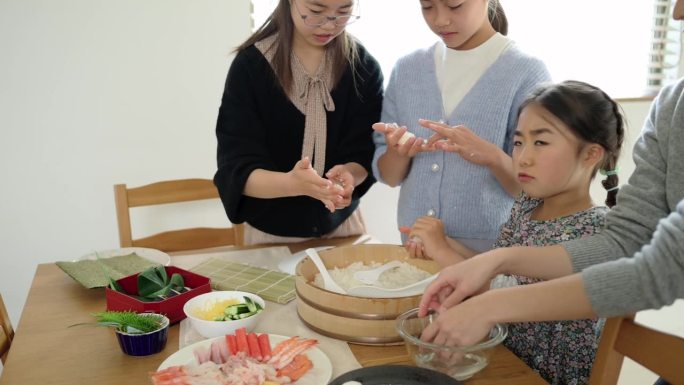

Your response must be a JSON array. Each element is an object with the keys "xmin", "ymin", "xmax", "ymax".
[{"xmin": 492, "ymin": 194, "xmax": 607, "ymax": 385}]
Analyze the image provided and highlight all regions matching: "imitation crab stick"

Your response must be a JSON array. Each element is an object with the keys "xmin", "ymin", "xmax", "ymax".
[
  {"xmin": 235, "ymin": 327, "xmax": 249, "ymax": 354},
  {"xmin": 247, "ymin": 332, "xmax": 262, "ymax": 361},
  {"xmin": 226, "ymin": 334, "xmax": 238, "ymax": 355},
  {"xmin": 258, "ymin": 333, "xmax": 272, "ymax": 361}
]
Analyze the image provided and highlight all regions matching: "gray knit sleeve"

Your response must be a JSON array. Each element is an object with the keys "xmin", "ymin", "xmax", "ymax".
[
  {"xmin": 563, "ymin": 81, "xmax": 679, "ymax": 271},
  {"xmin": 581, "ymin": 198, "xmax": 684, "ymax": 317}
]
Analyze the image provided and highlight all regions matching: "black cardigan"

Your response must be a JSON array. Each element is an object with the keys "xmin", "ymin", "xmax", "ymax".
[{"xmin": 213, "ymin": 42, "xmax": 383, "ymax": 237}]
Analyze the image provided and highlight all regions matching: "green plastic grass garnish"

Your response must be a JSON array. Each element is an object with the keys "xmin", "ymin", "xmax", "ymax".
[{"xmin": 77, "ymin": 311, "xmax": 165, "ymax": 334}]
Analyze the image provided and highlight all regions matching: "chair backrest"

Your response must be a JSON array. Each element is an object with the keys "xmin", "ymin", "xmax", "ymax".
[
  {"xmin": 0, "ymin": 293, "xmax": 14, "ymax": 364},
  {"xmin": 114, "ymin": 178, "xmax": 244, "ymax": 252},
  {"xmin": 589, "ymin": 315, "xmax": 684, "ymax": 385}
]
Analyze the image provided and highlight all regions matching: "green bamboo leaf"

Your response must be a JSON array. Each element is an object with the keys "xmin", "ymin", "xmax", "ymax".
[
  {"xmin": 137, "ymin": 266, "xmax": 167, "ymax": 297},
  {"xmin": 146, "ymin": 283, "xmax": 174, "ymax": 299},
  {"xmin": 108, "ymin": 277, "xmax": 125, "ymax": 292},
  {"xmin": 168, "ymin": 273, "xmax": 184, "ymax": 289},
  {"xmin": 156, "ymin": 265, "xmax": 168, "ymax": 283},
  {"xmin": 144, "ymin": 266, "xmax": 167, "ymax": 286},
  {"xmin": 144, "ymin": 272, "xmax": 184, "ymax": 299}
]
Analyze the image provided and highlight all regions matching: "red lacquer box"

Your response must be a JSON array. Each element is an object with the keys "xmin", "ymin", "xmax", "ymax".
[{"xmin": 105, "ymin": 266, "xmax": 211, "ymax": 324}]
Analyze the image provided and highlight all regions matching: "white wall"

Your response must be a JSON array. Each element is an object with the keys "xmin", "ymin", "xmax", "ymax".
[{"xmin": 0, "ymin": 0, "xmax": 252, "ymax": 327}]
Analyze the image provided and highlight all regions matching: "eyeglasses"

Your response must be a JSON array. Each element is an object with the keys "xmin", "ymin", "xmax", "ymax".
[{"xmin": 292, "ymin": 0, "xmax": 361, "ymax": 27}]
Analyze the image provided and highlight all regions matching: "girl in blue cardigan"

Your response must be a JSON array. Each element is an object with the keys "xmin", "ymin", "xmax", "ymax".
[{"xmin": 372, "ymin": 0, "xmax": 550, "ymax": 252}]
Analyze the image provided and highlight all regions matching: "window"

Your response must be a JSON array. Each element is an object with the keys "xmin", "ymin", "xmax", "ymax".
[
  {"xmin": 648, "ymin": 0, "xmax": 682, "ymax": 93},
  {"xmin": 251, "ymin": 1, "xmax": 672, "ymax": 98},
  {"xmin": 502, "ymin": 1, "xmax": 665, "ymax": 98}
]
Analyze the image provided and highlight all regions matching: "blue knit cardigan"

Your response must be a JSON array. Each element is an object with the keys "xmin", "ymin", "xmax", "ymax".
[{"xmin": 372, "ymin": 43, "xmax": 551, "ymax": 245}]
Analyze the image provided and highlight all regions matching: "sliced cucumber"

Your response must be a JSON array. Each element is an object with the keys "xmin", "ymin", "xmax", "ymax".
[
  {"xmin": 217, "ymin": 297, "xmax": 263, "ymax": 321},
  {"xmin": 244, "ymin": 296, "xmax": 257, "ymax": 312},
  {"xmin": 224, "ymin": 303, "xmax": 249, "ymax": 316},
  {"xmin": 238, "ymin": 310, "xmax": 258, "ymax": 319}
]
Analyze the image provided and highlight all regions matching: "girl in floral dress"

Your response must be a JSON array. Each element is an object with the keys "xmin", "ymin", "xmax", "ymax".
[{"xmin": 407, "ymin": 80, "xmax": 625, "ymax": 384}]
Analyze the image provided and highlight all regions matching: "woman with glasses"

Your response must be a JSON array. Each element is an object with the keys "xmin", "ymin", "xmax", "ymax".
[
  {"xmin": 372, "ymin": 0, "xmax": 550, "ymax": 255},
  {"xmin": 213, "ymin": 0, "xmax": 383, "ymax": 244}
]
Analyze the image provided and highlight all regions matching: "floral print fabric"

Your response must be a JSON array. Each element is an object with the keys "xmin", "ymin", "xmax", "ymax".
[{"xmin": 493, "ymin": 194, "xmax": 607, "ymax": 385}]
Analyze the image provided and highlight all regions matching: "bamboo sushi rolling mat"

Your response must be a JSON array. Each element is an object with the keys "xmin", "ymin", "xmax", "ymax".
[{"xmin": 190, "ymin": 258, "xmax": 296, "ymax": 304}]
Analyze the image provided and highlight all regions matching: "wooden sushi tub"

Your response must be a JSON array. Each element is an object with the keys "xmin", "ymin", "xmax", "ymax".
[{"xmin": 295, "ymin": 244, "xmax": 439, "ymax": 345}]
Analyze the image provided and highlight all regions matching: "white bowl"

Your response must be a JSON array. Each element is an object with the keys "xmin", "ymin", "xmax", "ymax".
[{"xmin": 182, "ymin": 291, "xmax": 265, "ymax": 339}]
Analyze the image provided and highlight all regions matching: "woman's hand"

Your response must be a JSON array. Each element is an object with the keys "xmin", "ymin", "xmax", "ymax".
[
  {"xmin": 420, "ymin": 295, "xmax": 495, "ymax": 348},
  {"xmin": 325, "ymin": 165, "xmax": 355, "ymax": 209},
  {"xmin": 420, "ymin": 119, "xmax": 500, "ymax": 167},
  {"xmin": 418, "ymin": 249, "xmax": 506, "ymax": 316},
  {"xmin": 373, "ymin": 122, "xmax": 429, "ymax": 158},
  {"xmin": 421, "ymin": 274, "xmax": 598, "ymax": 347},
  {"xmin": 287, "ymin": 157, "xmax": 343, "ymax": 212}
]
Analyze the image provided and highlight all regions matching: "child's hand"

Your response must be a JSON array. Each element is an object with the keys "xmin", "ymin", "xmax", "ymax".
[
  {"xmin": 287, "ymin": 157, "xmax": 343, "ymax": 212},
  {"xmin": 400, "ymin": 226, "xmax": 426, "ymax": 258},
  {"xmin": 401, "ymin": 217, "xmax": 454, "ymax": 266},
  {"xmin": 373, "ymin": 122, "xmax": 429, "ymax": 158},
  {"xmin": 419, "ymin": 119, "xmax": 499, "ymax": 166},
  {"xmin": 325, "ymin": 165, "xmax": 355, "ymax": 209}
]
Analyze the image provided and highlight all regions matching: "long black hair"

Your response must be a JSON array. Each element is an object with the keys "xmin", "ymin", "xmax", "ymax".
[{"xmin": 519, "ymin": 80, "xmax": 626, "ymax": 207}]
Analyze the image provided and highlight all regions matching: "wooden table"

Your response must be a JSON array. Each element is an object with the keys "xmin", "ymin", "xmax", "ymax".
[{"xmin": 0, "ymin": 239, "xmax": 546, "ymax": 385}]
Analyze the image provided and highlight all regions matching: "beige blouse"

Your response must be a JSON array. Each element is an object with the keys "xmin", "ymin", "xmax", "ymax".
[{"xmin": 256, "ymin": 34, "xmax": 335, "ymax": 176}]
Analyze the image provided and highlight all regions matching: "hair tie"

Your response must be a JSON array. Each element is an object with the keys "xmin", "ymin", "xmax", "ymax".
[
  {"xmin": 599, "ymin": 166, "xmax": 620, "ymax": 176},
  {"xmin": 606, "ymin": 186, "xmax": 619, "ymax": 192}
]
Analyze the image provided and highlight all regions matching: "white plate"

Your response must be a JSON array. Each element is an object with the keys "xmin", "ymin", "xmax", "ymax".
[
  {"xmin": 77, "ymin": 247, "xmax": 170, "ymax": 266},
  {"xmin": 158, "ymin": 334, "xmax": 332, "ymax": 385}
]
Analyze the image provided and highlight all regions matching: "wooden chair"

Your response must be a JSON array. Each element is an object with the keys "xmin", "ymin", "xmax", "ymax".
[
  {"xmin": 589, "ymin": 315, "xmax": 684, "ymax": 385},
  {"xmin": 0, "ymin": 293, "xmax": 14, "ymax": 364},
  {"xmin": 114, "ymin": 178, "xmax": 244, "ymax": 252}
]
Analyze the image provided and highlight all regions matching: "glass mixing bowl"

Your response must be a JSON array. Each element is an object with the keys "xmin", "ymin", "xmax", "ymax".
[{"xmin": 396, "ymin": 308, "xmax": 507, "ymax": 380}]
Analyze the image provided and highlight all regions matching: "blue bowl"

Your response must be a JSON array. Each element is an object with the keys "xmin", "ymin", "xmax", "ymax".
[{"xmin": 115, "ymin": 314, "xmax": 169, "ymax": 356}]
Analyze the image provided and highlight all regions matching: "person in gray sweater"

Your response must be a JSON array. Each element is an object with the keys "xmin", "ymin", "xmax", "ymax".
[{"xmin": 414, "ymin": 75, "xmax": 684, "ymax": 348}]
